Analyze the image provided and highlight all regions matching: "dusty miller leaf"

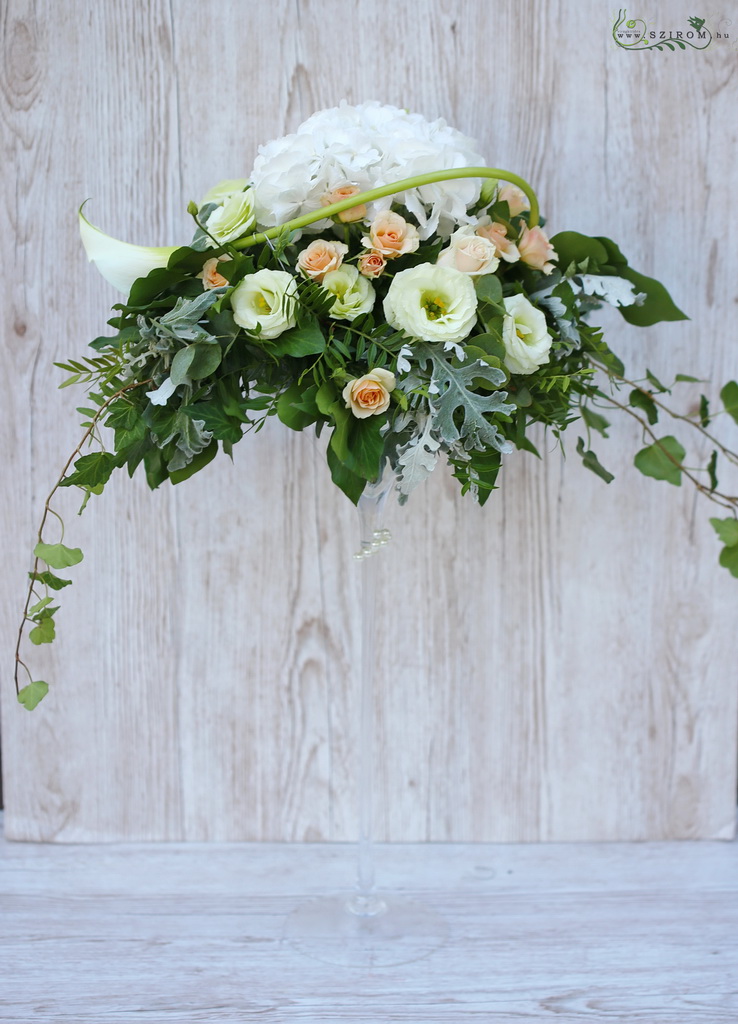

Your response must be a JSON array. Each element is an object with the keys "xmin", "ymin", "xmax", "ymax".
[{"xmin": 415, "ymin": 344, "xmax": 514, "ymax": 453}]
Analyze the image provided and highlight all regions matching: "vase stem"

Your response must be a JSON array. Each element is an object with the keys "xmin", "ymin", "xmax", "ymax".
[{"xmin": 347, "ymin": 476, "xmax": 392, "ymax": 917}]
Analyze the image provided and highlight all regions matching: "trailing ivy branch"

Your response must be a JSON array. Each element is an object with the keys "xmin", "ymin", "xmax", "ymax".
[
  {"xmin": 15, "ymin": 379, "xmax": 152, "ymax": 710},
  {"xmin": 588, "ymin": 356, "xmax": 738, "ymax": 468}
]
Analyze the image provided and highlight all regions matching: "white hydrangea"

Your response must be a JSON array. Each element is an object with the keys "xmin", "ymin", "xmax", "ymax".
[{"xmin": 249, "ymin": 101, "xmax": 486, "ymax": 240}]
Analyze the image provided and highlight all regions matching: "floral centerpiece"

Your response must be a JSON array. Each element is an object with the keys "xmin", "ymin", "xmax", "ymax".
[{"xmin": 15, "ymin": 101, "xmax": 738, "ymax": 710}]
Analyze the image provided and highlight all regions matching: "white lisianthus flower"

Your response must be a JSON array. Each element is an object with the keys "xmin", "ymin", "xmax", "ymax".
[
  {"xmin": 231, "ymin": 269, "xmax": 298, "ymax": 339},
  {"xmin": 205, "ymin": 189, "xmax": 256, "ymax": 245},
  {"xmin": 200, "ymin": 178, "xmax": 249, "ymax": 206},
  {"xmin": 322, "ymin": 265, "xmax": 376, "ymax": 321},
  {"xmin": 250, "ymin": 101, "xmax": 486, "ymax": 239},
  {"xmin": 436, "ymin": 225, "xmax": 500, "ymax": 277},
  {"xmin": 383, "ymin": 264, "xmax": 477, "ymax": 344},
  {"xmin": 501, "ymin": 295, "xmax": 552, "ymax": 375},
  {"xmin": 342, "ymin": 368, "xmax": 396, "ymax": 418}
]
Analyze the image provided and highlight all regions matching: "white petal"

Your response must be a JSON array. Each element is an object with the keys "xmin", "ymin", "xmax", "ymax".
[{"xmin": 79, "ymin": 207, "xmax": 177, "ymax": 294}]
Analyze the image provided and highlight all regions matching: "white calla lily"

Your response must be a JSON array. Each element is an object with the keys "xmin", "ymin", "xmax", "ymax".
[{"xmin": 78, "ymin": 207, "xmax": 178, "ymax": 294}]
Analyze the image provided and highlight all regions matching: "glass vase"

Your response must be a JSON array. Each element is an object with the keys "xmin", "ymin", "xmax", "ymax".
[{"xmin": 283, "ymin": 468, "xmax": 448, "ymax": 967}]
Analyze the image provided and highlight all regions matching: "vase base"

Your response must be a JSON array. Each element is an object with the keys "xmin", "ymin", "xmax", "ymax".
[{"xmin": 283, "ymin": 893, "xmax": 448, "ymax": 967}]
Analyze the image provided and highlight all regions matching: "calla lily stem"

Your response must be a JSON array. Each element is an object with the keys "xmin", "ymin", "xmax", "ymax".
[{"xmin": 233, "ymin": 168, "xmax": 540, "ymax": 250}]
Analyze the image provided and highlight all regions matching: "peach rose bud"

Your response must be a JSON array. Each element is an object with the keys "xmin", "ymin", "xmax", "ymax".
[
  {"xmin": 498, "ymin": 184, "xmax": 530, "ymax": 217},
  {"xmin": 362, "ymin": 211, "xmax": 420, "ymax": 259},
  {"xmin": 475, "ymin": 220, "xmax": 520, "ymax": 263},
  {"xmin": 342, "ymin": 368, "xmax": 396, "ymax": 419},
  {"xmin": 296, "ymin": 239, "xmax": 349, "ymax": 282},
  {"xmin": 518, "ymin": 225, "xmax": 558, "ymax": 275},
  {"xmin": 357, "ymin": 251, "xmax": 387, "ymax": 278},
  {"xmin": 321, "ymin": 185, "xmax": 367, "ymax": 223},
  {"xmin": 198, "ymin": 255, "xmax": 232, "ymax": 290}
]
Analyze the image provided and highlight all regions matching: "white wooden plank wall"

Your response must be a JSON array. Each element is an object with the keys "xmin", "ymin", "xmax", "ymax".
[{"xmin": 1, "ymin": 0, "xmax": 736, "ymax": 842}]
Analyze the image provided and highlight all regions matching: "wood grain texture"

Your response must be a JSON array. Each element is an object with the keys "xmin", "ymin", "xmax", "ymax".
[
  {"xmin": 2, "ymin": 819, "xmax": 738, "ymax": 1022},
  {"xmin": 1, "ymin": 0, "xmax": 736, "ymax": 841}
]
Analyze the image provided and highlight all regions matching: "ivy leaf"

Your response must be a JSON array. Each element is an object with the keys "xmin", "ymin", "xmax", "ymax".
[
  {"xmin": 617, "ymin": 267, "xmax": 688, "ymax": 326},
  {"xmin": 59, "ymin": 451, "xmax": 122, "ymax": 489},
  {"xmin": 277, "ymin": 383, "xmax": 319, "ymax": 431},
  {"xmin": 699, "ymin": 395, "xmax": 711, "ymax": 428},
  {"xmin": 633, "ymin": 436, "xmax": 685, "ymax": 486},
  {"xmin": 34, "ymin": 542, "xmax": 84, "ymax": 569},
  {"xmin": 576, "ymin": 437, "xmax": 614, "ymax": 484},
  {"xmin": 169, "ymin": 439, "xmax": 218, "ymax": 484},
  {"xmin": 331, "ymin": 415, "xmax": 385, "ymax": 481},
  {"xmin": 549, "ymin": 232, "xmax": 609, "ymax": 272},
  {"xmin": 29, "ymin": 570, "xmax": 72, "ymax": 590},
  {"xmin": 718, "ymin": 546, "xmax": 738, "ymax": 578},
  {"xmin": 581, "ymin": 406, "xmax": 610, "ymax": 437},
  {"xmin": 29, "ymin": 596, "xmax": 54, "ymax": 615},
  {"xmin": 17, "ymin": 680, "xmax": 49, "ymax": 710},
  {"xmin": 710, "ymin": 517, "xmax": 738, "ymax": 548},
  {"xmin": 707, "ymin": 450, "xmax": 718, "ymax": 492},
  {"xmin": 326, "ymin": 444, "xmax": 365, "ymax": 504},
  {"xmin": 268, "ymin": 318, "xmax": 325, "ymax": 357},
  {"xmin": 720, "ymin": 381, "xmax": 738, "ymax": 426},
  {"xmin": 629, "ymin": 389, "xmax": 659, "ymax": 425},
  {"xmin": 29, "ymin": 615, "xmax": 56, "ymax": 645}
]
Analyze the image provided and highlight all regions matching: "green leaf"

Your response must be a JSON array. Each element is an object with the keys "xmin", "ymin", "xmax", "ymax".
[
  {"xmin": 29, "ymin": 596, "xmax": 54, "ymax": 615},
  {"xmin": 29, "ymin": 570, "xmax": 72, "ymax": 591},
  {"xmin": 59, "ymin": 451, "xmax": 122, "ymax": 489},
  {"xmin": 170, "ymin": 341, "xmax": 222, "ymax": 385},
  {"xmin": 330, "ymin": 415, "xmax": 385, "ymax": 482},
  {"xmin": 277, "ymin": 383, "xmax": 318, "ymax": 431},
  {"xmin": 707, "ymin": 450, "xmax": 718, "ymax": 492},
  {"xmin": 633, "ymin": 436, "xmax": 685, "ymax": 486},
  {"xmin": 628, "ymin": 389, "xmax": 659, "ymax": 425},
  {"xmin": 34, "ymin": 542, "xmax": 84, "ymax": 569},
  {"xmin": 169, "ymin": 440, "xmax": 218, "ymax": 484},
  {"xmin": 617, "ymin": 267, "xmax": 688, "ymax": 326},
  {"xmin": 576, "ymin": 437, "xmax": 614, "ymax": 484},
  {"xmin": 475, "ymin": 275, "xmax": 503, "ymax": 305},
  {"xmin": 326, "ymin": 444, "xmax": 366, "ymax": 504},
  {"xmin": 549, "ymin": 232, "xmax": 609, "ymax": 271},
  {"xmin": 29, "ymin": 616, "xmax": 56, "ymax": 645},
  {"xmin": 181, "ymin": 399, "xmax": 245, "ymax": 443},
  {"xmin": 720, "ymin": 381, "xmax": 738, "ymax": 426},
  {"xmin": 268, "ymin": 319, "xmax": 326, "ymax": 358},
  {"xmin": 675, "ymin": 373, "xmax": 701, "ymax": 383},
  {"xmin": 710, "ymin": 517, "xmax": 738, "ymax": 547},
  {"xmin": 699, "ymin": 394, "xmax": 711, "ymax": 428},
  {"xmin": 469, "ymin": 330, "xmax": 507, "ymax": 364},
  {"xmin": 718, "ymin": 545, "xmax": 738, "ymax": 578},
  {"xmin": 581, "ymin": 406, "xmax": 610, "ymax": 437},
  {"xmin": 646, "ymin": 369, "xmax": 669, "ymax": 393},
  {"xmin": 17, "ymin": 680, "xmax": 49, "ymax": 710}
]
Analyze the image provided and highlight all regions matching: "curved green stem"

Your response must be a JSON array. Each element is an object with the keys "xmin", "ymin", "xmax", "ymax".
[{"xmin": 234, "ymin": 167, "xmax": 539, "ymax": 250}]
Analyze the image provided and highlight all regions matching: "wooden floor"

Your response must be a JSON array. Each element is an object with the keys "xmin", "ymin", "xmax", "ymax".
[{"xmin": 1, "ymin": 813, "xmax": 737, "ymax": 1023}]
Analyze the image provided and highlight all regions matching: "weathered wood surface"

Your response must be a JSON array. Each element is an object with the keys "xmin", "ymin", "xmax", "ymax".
[
  {"xmin": 2, "ymin": 819, "xmax": 738, "ymax": 1021},
  {"xmin": 1, "ymin": 0, "xmax": 737, "ymax": 841}
]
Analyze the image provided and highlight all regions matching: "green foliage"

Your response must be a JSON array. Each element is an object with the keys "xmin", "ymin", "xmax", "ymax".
[
  {"xmin": 711, "ymin": 518, "xmax": 738, "ymax": 578},
  {"xmin": 29, "ymin": 613, "xmax": 56, "ymax": 645},
  {"xmin": 580, "ymin": 405, "xmax": 610, "ymax": 437},
  {"xmin": 576, "ymin": 437, "xmax": 614, "ymax": 483},
  {"xmin": 34, "ymin": 542, "xmax": 84, "ymax": 569},
  {"xmin": 629, "ymin": 389, "xmax": 659, "ymax": 425},
  {"xmin": 617, "ymin": 268, "xmax": 688, "ymax": 326},
  {"xmin": 59, "ymin": 451, "xmax": 122, "ymax": 489},
  {"xmin": 634, "ymin": 436, "xmax": 685, "ymax": 486},
  {"xmin": 29, "ymin": 570, "xmax": 72, "ymax": 590},
  {"xmin": 720, "ymin": 381, "xmax": 738, "ymax": 426},
  {"xmin": 17, "ymin": 680, "xmax": 49, "ymax": 710}
]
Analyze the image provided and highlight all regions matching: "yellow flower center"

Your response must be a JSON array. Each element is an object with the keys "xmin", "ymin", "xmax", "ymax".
[
  {"xmin": 422, "ymin": 293, "xmax": 447, "ymax": 320},
  {"xmin": 256, "ymin": 294, "xmax": 272, "ymax": 314}
]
